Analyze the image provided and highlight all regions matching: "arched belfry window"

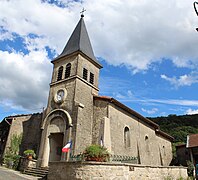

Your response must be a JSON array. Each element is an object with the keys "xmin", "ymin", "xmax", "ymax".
[
  {"xmin": 57, "ymin": 66, "xmax": 63, "ymax": 81},
  {"xmin": 89, "ymin": 72, "xmax": 94, "ymax": 84},
  {"xmin": 124, "ymin": 127, "xmax": 130, "ymax": 148},
  {"xmin": 83, "ymin": 68, "xmax": 88, "ymax": 80},
  {"xmin": 65, "ymin": 63, "xmax": 71, "ymax": 78}
]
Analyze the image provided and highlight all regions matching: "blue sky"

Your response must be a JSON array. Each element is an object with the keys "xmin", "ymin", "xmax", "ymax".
[{"xmin": 0, "ymin": 0, "xmax": 198, "ymax": 120}]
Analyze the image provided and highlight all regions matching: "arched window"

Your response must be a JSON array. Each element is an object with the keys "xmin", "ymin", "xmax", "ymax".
[
  {"xmin": 162, "ymin": 145, "xmax": 166, "ymax": 156},
  {"xmin": 83, "ymin": 68, "xmax": 88, "ymax": 80},
  {"xmin": 65, "ymin": 63, "xmax": 71, "ymax": 78},
  {"xmin": 124, "ymin": 127, "xmax": 130, "ymax": 148},
  {"xmin": 57, "ymin": 66, "xmax": 63, "ymax": 81},
  {"xmin": 145, "ymin": 135, "xmax": 150, "ymax": 154},
  {"xmin": 89, "ymin": 72, "xmax": 94, "ymax": 84}
]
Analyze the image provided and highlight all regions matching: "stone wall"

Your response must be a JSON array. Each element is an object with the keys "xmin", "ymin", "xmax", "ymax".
[
  {"xmin": 48, "ymin": 161, "xmax": 188, "ymax": 180},
  {"xmin": 99, "ymin": 103, "xmax": 172, "ymax": 166},
  {"xmin": 4, "ymin": 113, "xmax": 42, "ymax": 157}
]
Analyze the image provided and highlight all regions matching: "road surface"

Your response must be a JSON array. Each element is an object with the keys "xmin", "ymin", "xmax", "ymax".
[{"xmin": 0, "ymin": 166, "xmax": 39, "ymax": 180}]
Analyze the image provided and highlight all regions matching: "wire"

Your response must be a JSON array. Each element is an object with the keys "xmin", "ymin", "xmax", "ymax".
[{"xmin": 194, "ymin": 2, "xmax": 198, "ymax": 16}]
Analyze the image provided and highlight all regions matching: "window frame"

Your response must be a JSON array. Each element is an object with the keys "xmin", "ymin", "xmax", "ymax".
[
  {"xmin": 124, "ymin": 126, "xmax": 130, "ymax": 148},
  {"xmin": 83, "ymin": 68, "xmax": 88, "ymax": 80},
  {"xmin": 57, "ymin": 66, "xmax": 63, "ymax": 81},
  {"xmin": 89, "ymin": 72, "xmax": 94, "ymax": 84},
  {"xmin": 65, "ymin": 63, "xmax": 71, "ymax": 78}
]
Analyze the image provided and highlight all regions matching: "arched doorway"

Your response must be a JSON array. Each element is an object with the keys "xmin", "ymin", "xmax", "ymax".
[
  {"xmin": 38, "ymin": 109, "xmax": 72, "ymax": 167},
  {"xmin": 48, "ymin": 117, "xmax": 65, "ymax": 162},
  {"xmin": 49, "ymin": 133, "xmax": 64, "ymax": 161}
]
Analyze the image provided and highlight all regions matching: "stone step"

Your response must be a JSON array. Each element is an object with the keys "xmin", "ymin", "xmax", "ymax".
[
  {"xmin": 23, "ymin": 167, "xmax": 49, "ymax": 178},
  {"xmin": 26, "ymin": 167, "xmax": 49, "ymax": 173}
]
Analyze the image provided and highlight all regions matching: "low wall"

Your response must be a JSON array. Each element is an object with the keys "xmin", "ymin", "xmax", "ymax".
[
  {"xmin": 48, "ymin": 161, "xmax": 188, "ymax": 180},
  {"xmin": 19, "ymin": 157, "xmax": 37, "ymax": 171}
]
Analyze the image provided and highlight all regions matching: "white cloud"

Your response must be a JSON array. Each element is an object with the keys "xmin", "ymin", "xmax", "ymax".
[
  {"xmin": 119, "ymin": 97, "xmax": 198, "ymax": 107},
  {"xmin": 141, "ymin": 108, "xmax": 158, "ymax": 115},
  {"xmin": 186, "ymin": 108, "xmax": 198, "ymax": 115},
  {"xmin": 0, "ymin": 0, "xmax": 78, "ymax": 53},
  {"xmin": 0, "ymin": 0, "xmax": 198, "ymax": 72},
  {"xmin": 0, "ymin": 49, "xmax": 52, "ymax": 111},
  {"xmin": 86, "ymin": 0, "xmax": 198, "ymax": 72},
  {"xmin": 142, "ymin": 99, "xmax": 198, "ymax": 106},
  {"xmin": 161, "ymin": 73, "xmax": 198, "ymax": 87},
  {"xmin": 1, "ymin": 0, "xmax": 198, "ymax": 114}
]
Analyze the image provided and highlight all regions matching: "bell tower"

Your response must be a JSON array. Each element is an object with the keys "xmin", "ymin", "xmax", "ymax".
[{"xmin": 38, "ymin": 15, "xmax": 102, "ymax": 167}]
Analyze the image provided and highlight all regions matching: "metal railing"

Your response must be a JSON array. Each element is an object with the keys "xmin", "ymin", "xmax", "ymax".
[{"xmin": 69, "ymin": 154, "xmax": 138, "ymax": 164}]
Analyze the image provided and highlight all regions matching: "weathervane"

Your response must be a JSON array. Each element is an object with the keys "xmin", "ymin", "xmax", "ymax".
[
  {"xmin": 193, "ymin": 1, "xmax": 198, "ymax": 31},
  {"xmin": 80, "ymin": 8, "xmax": 86, "ymax": 17}
]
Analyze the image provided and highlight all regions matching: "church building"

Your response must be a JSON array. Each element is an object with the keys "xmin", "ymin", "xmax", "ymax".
[{"xmin": 0, "ymin": 15, "xmax": 173, "ymax": 167}]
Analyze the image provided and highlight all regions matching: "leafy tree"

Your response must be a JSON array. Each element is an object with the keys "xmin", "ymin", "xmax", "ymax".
[{"xmin": 148, "ymin": 114, "xmax": 198, "ymax": 143}]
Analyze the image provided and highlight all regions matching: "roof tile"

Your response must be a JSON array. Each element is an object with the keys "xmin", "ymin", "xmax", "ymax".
[{"xmin": 187, "ymin": 134, "xmax": 198, "ymax": 148}]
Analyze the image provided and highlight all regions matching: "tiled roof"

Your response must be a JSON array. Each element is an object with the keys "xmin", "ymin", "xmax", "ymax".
[{"xmin": 187, "ymin": 134, "xmax": 198, "ymax": 148}]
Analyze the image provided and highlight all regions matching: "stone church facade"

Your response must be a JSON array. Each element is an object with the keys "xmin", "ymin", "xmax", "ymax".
[{"xmin": 0, "ymin": 15, "xmax": 173, "ymax": 167}]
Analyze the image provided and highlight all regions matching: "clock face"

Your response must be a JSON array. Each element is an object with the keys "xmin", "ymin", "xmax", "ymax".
[
  {"xmin": 54, "ymin": 89, "xmax": 66, "ymax": 103},
  {"xmin": 57, "ymin": 90, "xmax": 64, "ymax": 101}
]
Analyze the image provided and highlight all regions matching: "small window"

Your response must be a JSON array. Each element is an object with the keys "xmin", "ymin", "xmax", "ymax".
[
  {"xmin": 145, "ymin": 135, "xmax": 149, "ymax": 140},
  {"xmin": 89, "ymin": 72, "xmax": 94, "ymax": 84},
  {"xmin": 65, "ymin": 63, "xmax": 71, "ymax": 78},
  {"xmin": 163, "ymin": 146, "xmax": 166, "ymax": 156},
  {"xmin": 145, "ymin": 135, "xmax": 150, "ymax": 154},
  {"xmin": 124, "ymin": 127, "xmax": 130, "ymax": 148},
  {"xmin": 83, "ymin": 68, "xmax": 88, "ymax": 80},
  {"xmin": 57, "ymin": 66, "xmax": 63, "ymax": 81}
]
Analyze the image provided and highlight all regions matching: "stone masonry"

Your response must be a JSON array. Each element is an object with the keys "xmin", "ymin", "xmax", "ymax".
[{"xmin": 48, "ymin": 161, "xmax": 188, "ymax": 180}]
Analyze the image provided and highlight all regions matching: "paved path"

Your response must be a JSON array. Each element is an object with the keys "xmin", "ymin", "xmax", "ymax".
[{"xmin": 0, "ymin": 166, "xmax": 39, "ymax": 180}]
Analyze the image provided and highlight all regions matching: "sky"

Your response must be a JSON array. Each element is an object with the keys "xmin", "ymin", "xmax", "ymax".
[{"xmin": 0, "ymin": 0, "xmax": 198, "ymax": 120}]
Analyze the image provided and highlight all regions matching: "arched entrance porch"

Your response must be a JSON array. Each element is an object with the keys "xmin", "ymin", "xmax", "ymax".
[{"xmin": 37, "ymin": 109, "xmax": 73, "ymax": 167}]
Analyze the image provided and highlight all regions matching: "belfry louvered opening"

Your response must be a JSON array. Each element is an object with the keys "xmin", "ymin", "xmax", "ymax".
[
  {"xmin": 57, "ymin": 66, "xmax": 63, "ymax": 81},
  {"xmin": 65, "ymin": 63, "xmax": 71, "ymax": 78}
]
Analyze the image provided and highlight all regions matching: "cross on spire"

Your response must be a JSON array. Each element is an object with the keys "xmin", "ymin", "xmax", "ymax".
[{"xmin": 80, "ymin": 8, "xmax": 86, "ymax": 17}]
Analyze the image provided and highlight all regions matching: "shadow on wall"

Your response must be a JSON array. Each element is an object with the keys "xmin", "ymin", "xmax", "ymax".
[
  {"xmin": 0, "ymin": 119, "xmax": 11, "ymax": 163},
  {"xmin": 19, "ymin": 113, "xmax": 43, "ymax": 158}
]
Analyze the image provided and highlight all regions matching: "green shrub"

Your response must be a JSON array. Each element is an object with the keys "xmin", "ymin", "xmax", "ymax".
[
  {"xmin": 187, "ymin": 160, "xmax": 194, "ymax": 177},
  {"xmin": 4, "ymin": 153, "xmax": 20, "ymax": 169},
  {"xmin": 83, "ymin": 144, "xmax": 110, "ymax": 162},
  {"xmin": 3, "ymin": 134, "xmax": 22, "ymax": 169}
]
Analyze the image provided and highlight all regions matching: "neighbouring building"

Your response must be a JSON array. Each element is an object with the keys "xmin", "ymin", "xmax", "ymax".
[
  {"xmin": 0, "ymin": 15, "xmax": 173, "ymax": 168},
  {"xmin": 0, "ymin": 114, "xmax": 42, "ymax": 163},
  {"xmin": 175, "ymin": 134, "xmax": 198, "ymax": 178},
  {"xmin": 175, "ymin": 144, "xmax": 190, "ymax": 166},
  {"xmin": 187, "ymin": 134, "xmax": 198, "ymax": 178}
]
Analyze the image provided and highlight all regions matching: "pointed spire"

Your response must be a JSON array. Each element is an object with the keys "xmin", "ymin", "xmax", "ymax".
[{"xmin": 55, "ymin": 15, "xmax": 101, "ymax": 67}]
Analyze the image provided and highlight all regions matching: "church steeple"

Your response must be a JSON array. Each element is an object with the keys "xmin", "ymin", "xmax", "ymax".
[{"xmin": 54, "ymin": 15, "xmax": 102, "ymax": 67}]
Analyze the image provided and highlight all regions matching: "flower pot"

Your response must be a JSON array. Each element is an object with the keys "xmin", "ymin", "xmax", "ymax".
[
  {"xmin": 27, "ymin": 155, "xmax": 33, "ymax": 160},
  {"xmin": 86, "ymin": 157, "xmax": 105, "ymax": 162}
]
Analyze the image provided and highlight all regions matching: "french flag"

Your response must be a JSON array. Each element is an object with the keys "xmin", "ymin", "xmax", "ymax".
[{"xmin": 62, "ymin": 141, "xmax": 72, "ymax": 153}]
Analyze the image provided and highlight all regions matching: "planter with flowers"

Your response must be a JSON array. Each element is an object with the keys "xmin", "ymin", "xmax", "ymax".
[
  {"xmin": 82, "ymin": 144, "xmax": 110, "ymax": 162},
  {"xmin": 23, "ymin": 149, "xmax": 36, "ymax": 160}
]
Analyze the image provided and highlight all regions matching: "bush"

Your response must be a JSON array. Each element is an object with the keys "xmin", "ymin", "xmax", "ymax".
[
  {"xmin": 83, "ymin": 144, "xmax": 110, "ymax": 162},
  {"xmin": 4, "ymin": 153, "xmax": 20, "ymax": 169},
  {"xmin": 187, "ymin": 160, "xmax": 194, "ymax": 177},
  {"xmin": 3, "ymin": 134, "xmax": 22, "ymax": 169}
]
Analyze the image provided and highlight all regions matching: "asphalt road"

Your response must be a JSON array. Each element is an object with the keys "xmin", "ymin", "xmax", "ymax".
[{"xmin": 0, "ymin": 166, "xmax": 39, "ymax": 180}]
